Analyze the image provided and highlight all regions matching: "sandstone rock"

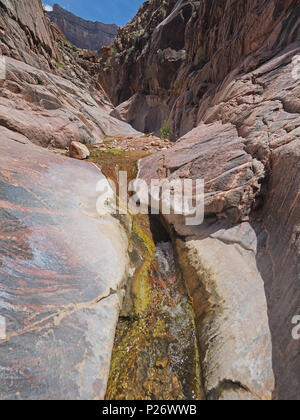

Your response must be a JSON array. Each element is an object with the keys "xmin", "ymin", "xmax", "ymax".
[
  {"xmin": 255, "ymin": 139, "xmax": 300, "ymax": 400},
  {"xmin": 139, "ymin": 122, "xmax": 265, "ymax": 224},
  {"xmin": 69, "ymin": 141, "xmax": 90, "ymax": 159},
  {"xmin": 100, "ymin": 0, "xmax": 299, "ymax": 138},
  {"xmin": 133, "ymin": 0, "xmax": 300, "ymax": 400},
  {"xmin": 176, "ymin": 223, "xmax": 275, "ymax": 400},
  {"xmin": 0, "ymin": 0, "xmax": 60, "ymax": 70},
  {"xmin": 0, "ymin": 134, "xmax": 129, "ymax": 400},
  {"xmin": 47, "ymin": 4, "xmax": 118, "ymax": 51},
  {"xmin": 0, "ymin": 57, "xmax": 141, "ymax": 149}
]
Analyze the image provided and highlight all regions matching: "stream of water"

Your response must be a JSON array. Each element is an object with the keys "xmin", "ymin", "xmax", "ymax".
[
  {"xmin": 105, "ymin": 217, "xmax": 203, "ymax": 400},
  {"xmin": 87, "ymin": 145, "xmax": 203, "ymax": 400}
]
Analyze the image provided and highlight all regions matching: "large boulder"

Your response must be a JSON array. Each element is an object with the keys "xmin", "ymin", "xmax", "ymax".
[{"xmin": 0, "ymin": 134, "xmax": 129, "ymax": 399}]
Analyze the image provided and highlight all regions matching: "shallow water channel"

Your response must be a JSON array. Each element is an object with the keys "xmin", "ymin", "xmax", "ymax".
[{"xmin": 87, "ymin": 144, "xmax": 203, "ymax": 400}]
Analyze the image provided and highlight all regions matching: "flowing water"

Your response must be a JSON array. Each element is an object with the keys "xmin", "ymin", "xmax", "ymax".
[
  {"xmin": 105, "ymin": 215, "xmax": 203, "ymax": 400},
  {"xmin": 87, "ymin": 144, "xmax": 203, "ymax": 400}
]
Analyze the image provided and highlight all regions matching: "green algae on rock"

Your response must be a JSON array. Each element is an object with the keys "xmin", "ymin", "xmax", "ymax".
[
  {"xmin": 88, "ymin": 141, "xmax": 203, "ymax": 400},
  {"xmin": 106, "ymin": 217, "xmax": 203, "ymax": 400}
]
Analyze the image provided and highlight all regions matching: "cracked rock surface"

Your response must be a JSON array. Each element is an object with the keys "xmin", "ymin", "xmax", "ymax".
[{"xmin": 0, "ymin": 136, "xmax": 129, "ymax": 400}]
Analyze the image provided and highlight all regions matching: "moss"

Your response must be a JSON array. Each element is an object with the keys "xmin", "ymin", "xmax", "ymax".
[
  {"xmin": 106, "ymin": 214, "xmax": 203, "ymax": 400},
  {"xmin": 132, "ymin": 218, "xmax": 155, "ymax": 255},
  {"xmin": 105, "ymin": 147, "xmax": 125, "ymax": 156},
  {"xmin": 87, "ymin": 144, "xmax": 149, "ymax": 187}
]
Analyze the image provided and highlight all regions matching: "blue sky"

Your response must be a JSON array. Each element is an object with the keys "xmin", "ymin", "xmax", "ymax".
[{"xmin": 43, "ymin": 1, "xmax": 142, "ymax": 26}]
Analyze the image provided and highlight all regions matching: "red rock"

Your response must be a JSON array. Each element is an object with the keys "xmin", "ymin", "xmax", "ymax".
[
  {"xmin": 151, "ymin": 141, "xmax": 160, "ymax": 147},
  {"xmin": 69, "ymin": 141, "xmax": 90, "ymax": 159},
  {"xmin": 0, "ymin": 135, "xmax": 128, "ymax": 400},
  {"xmin": 47, "ymin": 4, "xmax": 117, "ymax": 51}
]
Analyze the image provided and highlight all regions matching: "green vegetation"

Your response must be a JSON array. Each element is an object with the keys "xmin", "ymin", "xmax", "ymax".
[
  {"xmin": 161, "ymin": 119, "xmax": 170, "ymax": 140},
  {"xmin": 111, "ymin": 46, "xmax": 118, "ymax": 56}
]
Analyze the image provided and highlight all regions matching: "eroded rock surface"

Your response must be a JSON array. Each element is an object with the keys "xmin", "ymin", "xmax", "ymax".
[
  {"xmin": 47, "ymin": 4, "xmax": 118, "ymax": 51},
  {"xmin": 0, "ymin": 0, "xmax": 59, "ymax": 70},
  {"xmin": 0, "ymin": 135, "xmax": 129, "ymax": 400},
  {"xmin": 256, "ymin": 139, "xmax": 300, "ymax": 400},
  {"xmin": 100, "ymin": 0, "xmax": 299, "ymax": 138},
  {"xmin": 176, "ymin": 223, "xmax": 274, "ymax": 400},
  {"xmin": 132, "ymin": 0, "xmax": 300, "ymax": 400},
  {"xmin": 0, "ymin": 57, "xmax": 141, "ymax": 149}
]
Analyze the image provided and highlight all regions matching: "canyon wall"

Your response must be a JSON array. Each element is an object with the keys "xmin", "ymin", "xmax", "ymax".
[
  {"xmin": 0, "ymin": 0, "xmax": 59, "ymax": 70},
  {"xmin": 100, "ymin": 0, "xmax": 299, "ymax": 139},
  {"xmin": 130, "ymin": 0, "xmax": 300, "ymax": 399},
  {"xmin": 0, "ymin": 0, "xmax": 299, "ymax": 400},
  {"xmin": 47, "ymin": 4, "xmax": 118, "ymax": 51},
  {"xmin": 0, "ymin": 0, "xmax": 140, "ymax": 149}
]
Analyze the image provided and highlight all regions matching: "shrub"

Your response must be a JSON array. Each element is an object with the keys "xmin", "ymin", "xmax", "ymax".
[{"xmin": 161, "ymin": 120, "xmax": 170, "ymax": 140}]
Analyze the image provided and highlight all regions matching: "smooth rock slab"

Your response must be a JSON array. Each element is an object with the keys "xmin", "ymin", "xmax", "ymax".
[
  {"xmin": 0, "ymin": 135, "xmax": 128, "ymax": 400},
  {"xmin": 176, "ymin": 223, "xmax": 275, "ymax": 400}
]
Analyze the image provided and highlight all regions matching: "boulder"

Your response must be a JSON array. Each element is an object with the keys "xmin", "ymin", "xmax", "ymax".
[
  {"xmin": 0, "ymin": 134, "xmax": 129, "ymax": 400},
  {"xmin": 69, "ymin": 141, "xmax": 90, "ymax": 160},
  {"xmin": 176, "ymin": 223, "xmax": 275, "ymax": 400}
]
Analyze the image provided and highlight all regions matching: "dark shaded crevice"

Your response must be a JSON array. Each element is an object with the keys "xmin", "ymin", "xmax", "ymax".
[{"xmin": 206, "ymin": 380, "xmax": 254, "ymax": 401}]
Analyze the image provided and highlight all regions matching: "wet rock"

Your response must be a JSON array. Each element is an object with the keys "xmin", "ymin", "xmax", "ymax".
[
  {"xmin": 0, "ymin": 135, "xmax": 129, "ymax": 400},
  {"xmin": 69, "ymin": 141, "xmax": 90, "ymax": 159}
]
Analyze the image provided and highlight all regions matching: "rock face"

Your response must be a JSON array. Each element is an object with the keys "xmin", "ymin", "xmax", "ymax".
[
  {"xmin": 130, "ymin": 0, "xmax": 300, "ymax": 400},
  {"xmin": 0, "ymin": 0, "xmax": 140, "ymax": 150},
  {"xmin": 0, "ymin": 135, "xmax": 129, "ymax": 399},
  {"xmin": 47, "ymin": 4, "xmax": 118, "ymax": 51},
  {"xmin": 100, "ymin": 0, "xmax": 299, "ymax": 138},
  {"xmin": 0, "ymin": 0, "xmax": 59, "ymax": 71},
  {"xmin": 256, "ymin": 140, "xmax": 300, "ymax": 400},
  {"xmin": 0, "ymin": 57, "xmax": 141, "ymax": 149}
]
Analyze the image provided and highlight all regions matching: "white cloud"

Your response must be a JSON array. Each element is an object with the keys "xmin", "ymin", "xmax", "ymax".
[{"xmin": 43, "ymin": 4, "xmax": 53, "ymax": 12}]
